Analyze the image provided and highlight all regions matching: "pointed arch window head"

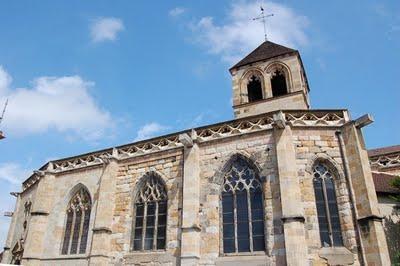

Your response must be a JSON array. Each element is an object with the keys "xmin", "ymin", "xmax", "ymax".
[
  {"xmin": 271, "ymin": 69, "xmax": 288, "ymax": 97},
  {"xmin": 313, "ymin": 163, "xmax": 343, "ymax": 247},
  {"xmin": 133, "ymin": 173, "xmax": 167, "ymax": 251},
  {"xmin": 221, "ymin": 157, "xmax": 265, "ymax": 254},
  {"xmin": 247, "ymin": 75, "xmax": 263, "ymax": 103},
  {"xmin": 61, "ymin": 187, "xmax": 91, "ymax": 255}
]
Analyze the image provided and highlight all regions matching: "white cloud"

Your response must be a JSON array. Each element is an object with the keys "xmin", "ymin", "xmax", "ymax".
[
  {"xmin": 0, "ymin": 162, "xmax": 30, "ymax": 185},
  {"xmin": 134, "ymin": 122, "xmax": 169, "ymax": 141},
  {"xmin": 169, "ymin": 7, "xmax": 186, "ymax": 17},
  {"xmin": 90, "ymin": 17, "xmax": 124, "ymax": 43},
  {"xmin": 190, "ymin": 1, "xmax": 309, "ymax": 63},
  {"xmin": 0, "ymin": 66, "xmax": 113, "ymax": 141},
  {"xmin": 0, "ymin": 66, "xmax": 12, "ymax": 95}
]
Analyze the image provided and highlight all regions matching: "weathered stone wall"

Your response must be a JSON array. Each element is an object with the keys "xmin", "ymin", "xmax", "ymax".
[
  {"xmin": 40, "ymin": 167, "xmax": 103, "ymax": 261},
  {"xmin": 293, "ymin": 129, "xmax": 359, "ymax": 265},
  {"xmin": 2, "ymin": 183, "xmax": 38, "ymax": 263},
  {"xmin": 2, "ymin": 124, "xmax": 391, "ymax": 266},
  {"xmin": 197, "ymin": 131, "xmax": 282, "ymax": 265},
  {"xmin": 110, "ymin": 149, "xmax": 183, "ymax": 265},
  {"xmin": 231, "ymin": 53, "xmax": 310, "ymax": 118},
  {"xmin": 234, "ymin": 91, "xmax": 308, "ymax": 119},
  {"xmin": 378, "ymin": 195, "xmax": 400, "ymax": 263}
]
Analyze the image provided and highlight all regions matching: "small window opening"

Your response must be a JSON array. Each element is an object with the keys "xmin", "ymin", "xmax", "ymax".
[
  {"xmin": 271, "ymin": 70, "xmax": 288, "ymax": 97},
  {"xmin": 247, "ymin": 75, "xmax": 263, "ymax": 102}
]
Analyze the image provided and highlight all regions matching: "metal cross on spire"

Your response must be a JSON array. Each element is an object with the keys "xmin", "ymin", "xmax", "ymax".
[{"xmin": 252, "ymin": 6, "xmax": 273, "ymax": 41}]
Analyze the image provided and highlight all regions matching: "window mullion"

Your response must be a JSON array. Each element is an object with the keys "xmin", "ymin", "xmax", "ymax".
[
  {"xmin": 321, "ymin": 178, "xmax": 333, "ymax": 246},
  {"xmin": 246, "ymin": 189, "xmax": 253, "ymax": 252},
  {"xmin": 153, "ymin": 201, "xmax": 159, "ymax": 250},
  {"xmin": 142, "ymin": 202, "xmax": 147, "ymax": 250},
  {"xmin": 233, "ymin": 192, "xmax": 238, "ymax": 253}
]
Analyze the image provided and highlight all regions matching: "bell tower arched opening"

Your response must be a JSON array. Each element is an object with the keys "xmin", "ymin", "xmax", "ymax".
[
  {"xmin": 271, "ymin": 70, "xmax": 288, "ymax": 97},
  {"xmin": 247, "ymin": 75, "xmax": 263, "ymax": 102}
]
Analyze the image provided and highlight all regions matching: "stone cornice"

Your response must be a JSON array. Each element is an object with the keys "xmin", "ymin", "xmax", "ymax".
[{"xmin": 21, "ymin": 109, "xmax": 348, "ymax": 192}]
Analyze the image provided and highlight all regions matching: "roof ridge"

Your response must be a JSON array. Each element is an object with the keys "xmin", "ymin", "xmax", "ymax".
[{"xmin": 230, "ymin": 41, "xmax": 297, "ymax": 71}]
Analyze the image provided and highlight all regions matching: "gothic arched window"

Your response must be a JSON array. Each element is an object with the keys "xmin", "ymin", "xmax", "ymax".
[
  {"xmin": 132, "ymin": 173, "xmax": 167, "ymax": 251},
  {"xmin": 313, "ymin": 163, "xmax": 343, "ymax": 247},
  {"xmin": 271, "ymin": 70, "xmax": 288, "ymax": 97},
  {"xmin": 221, "ymin": 158, "xmax": 265, "ymax": 254},
  {"xmin": 247, "ymin": 75, "xmax": 263, "ymax": 102},
  {"xmin": 61, "ymin": 187, "xmax": 91, "ymax": 255}
]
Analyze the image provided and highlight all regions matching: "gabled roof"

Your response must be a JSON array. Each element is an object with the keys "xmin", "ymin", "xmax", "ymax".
[
  {"xmin": 230, "ymin": 41, "xmax": 297, "ymax": 71},
  {"xmin": 368, "ymin": 145, "xmax": 400, "ymax": 157},
  {"xmin": 372, "ymin": 172, "xmax": 400, "ymax": 194}
]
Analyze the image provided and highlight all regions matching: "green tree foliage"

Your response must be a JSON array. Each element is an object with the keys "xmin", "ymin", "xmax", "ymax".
[{"xmin": 389, "ymin": 176, "xmax": 400, "ymax": 265}]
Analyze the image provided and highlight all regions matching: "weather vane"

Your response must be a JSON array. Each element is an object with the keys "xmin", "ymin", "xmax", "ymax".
[{"xmin": 252, "ymin": 6, "xmax": 273, "ymax": 41}]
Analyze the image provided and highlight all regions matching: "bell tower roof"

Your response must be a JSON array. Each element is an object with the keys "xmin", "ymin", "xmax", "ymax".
[{"xmin": 230, "ymin": 41, "xmax": 297, "ymax": 72}]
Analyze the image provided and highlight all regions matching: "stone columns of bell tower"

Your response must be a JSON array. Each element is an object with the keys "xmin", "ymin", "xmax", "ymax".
[
  {"xmin": 179, "ymin": 131, "xmax": 201, "ymax": 266},
  {"xmin": 88, "ymin": 151, "xmax": 119, "ymax": 265},
  {"xmin": 273, "ymin": 112, "xmax": 308, "ymax": 266},
  {"xmin": 22, "ymin": 166, "xmax": 55, "ymax": 266},
  {"xmin": 341, "ymin": 120, "xmax": 390, "ymax": 266}
]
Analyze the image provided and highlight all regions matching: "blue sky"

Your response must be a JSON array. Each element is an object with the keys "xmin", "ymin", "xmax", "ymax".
[{"xmin": 0, "ymin": 0, "xmax": 399, "ymax": 246}]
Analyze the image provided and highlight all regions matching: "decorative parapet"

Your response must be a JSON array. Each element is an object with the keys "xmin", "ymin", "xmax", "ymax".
[
  {"xmin": 117, "ymin": 135, "xmax": 183, "ymax": 158},
  {"xmin": 21, "ymin": 109, "xmax": 348, "ymax": 192},
  {"xmin": 285, "ymin": 110, "xmax": 347, "ymax": 127},
  {"xmin": 196, "ymin": 114, "xmax": 275, "ymax": 142},
  {"xmin": 52, "ymin": 150, "xmax": 113, "ymax": 173},
  {"xmin": 369, "ymin": 152, "xmax": 400, "ymax": 170}
]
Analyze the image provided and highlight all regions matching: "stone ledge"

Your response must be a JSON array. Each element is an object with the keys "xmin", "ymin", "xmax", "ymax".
[
  {"xmin": 30, "ymin": 211, "xmax": 49, "ymax": 216},
  {"xmin": 281, "ymin": 215, "xmax": 305, "ymax": 223},
  {"xmin": 216, "ymin": 254, "xmax": 270, "ymax": 266},
  {"xmin": 318, "ymin": 247, "xmax": 355, "ymax": 265},
  {"xmin": 92, "ymin": 226, "xmax": 112, "ymax": 234}
]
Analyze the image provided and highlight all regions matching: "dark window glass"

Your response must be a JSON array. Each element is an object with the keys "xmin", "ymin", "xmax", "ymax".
[
  {"xmin": 313, "ymin": 163, "xmax": 343, "ymax": 247},
  {"xmin": 253, "ymin": 236, "xmax": 265, "ymax": 251},
  {"xmin": 157, "ymin": 238, "xmax": 165, "ymax": 250},
  {"xmin": 79, "ymin": 210, "xmax": 91, "ymax": 254},
  {"xmin": 61, "ymin": 211, "xmax": 73, "ymax": 254},
  {"xmin": 221, "ymin": 157, "xmax": 265, "ymax": 253},
  {"xmin": 62, "ymin": 188, "xmax": 91, "ymax": 255},
  {"xmin": 70, "ymin": 210, "xmax": 82, "ymax": 254},
  {"xmin": 223, "ymin": 238, "xmax": 235, "ymax": 253},
  {"xmin": 132, "ymin": 174, "xmax": 167, "ymax": 251}
]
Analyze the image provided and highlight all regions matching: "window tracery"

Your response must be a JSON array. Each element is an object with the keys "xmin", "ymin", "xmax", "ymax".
[
  {"xmin": 313, "ymin": 163, "xmax": 343, "ymax": 247},
  {"xmin": 132, "ymin": 173, "xmax": 167, "ymax": 251},
  {"xmin": 61, "ymin": 187, "xmax": 91, "ymax": 255},
  {"xmin": 221, "ymin": 157, "xmax": 265, "ymax": 254}
]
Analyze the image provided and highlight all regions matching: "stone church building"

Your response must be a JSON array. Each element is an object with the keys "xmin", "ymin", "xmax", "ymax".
[{"xmin": 1, "ymin": 41, "xmax": 397, "ymax": 265}]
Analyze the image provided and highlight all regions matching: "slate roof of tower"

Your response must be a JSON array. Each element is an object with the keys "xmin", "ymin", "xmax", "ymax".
[{"xmin": 230, "ymin": 41, "xmax": 297, "ymax": 71}]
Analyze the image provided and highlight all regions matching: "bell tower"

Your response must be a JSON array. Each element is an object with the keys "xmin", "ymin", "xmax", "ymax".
[{"xmin": 230, "ymin": 41, "xmax": 310, "ymax": 118}]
